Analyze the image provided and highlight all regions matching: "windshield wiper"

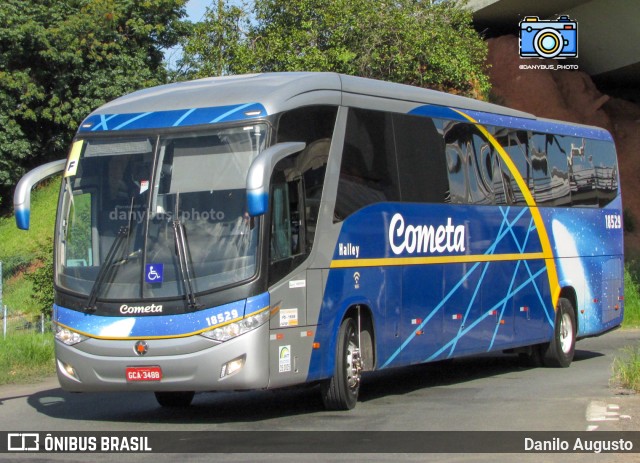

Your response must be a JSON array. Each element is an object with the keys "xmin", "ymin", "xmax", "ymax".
[
  {"xmin": 85, "ymin": 197, "xmax": 135, "ymax": 312},
  {"xmin": 85, "ymin": 225, "xmax": 129, "ymax": 312},
  {"xmin": 173, "ymin": 193, "xmax": 201, "ymax": 311}
]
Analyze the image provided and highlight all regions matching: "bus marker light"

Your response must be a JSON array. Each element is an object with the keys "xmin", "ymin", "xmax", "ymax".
[
  {"xmin": 221, "ymin": 356, "xmax": 245, "ymax": 378},
  {"xmin": 411, "ymin": 318, "xmax": 422, "ymax": 325},
  {"xmin": 520, "ymin": 306, "xmax": 529, "ymax": 312},
  {"xmin": 57, "ymin": 360, "xmax": 81, "ymax": 382},
  {"xmin": 500, "ymin": 320, "xmax": 506, "ymax": 325},
  {"xmin": 300, "ymin": 330, "xmax": 314, "ymax": 337},
  {"xmin": 312, "ymin": 343, "xmax": 320, "ymax": 349},
  {"xmin": 415, "ymin": 330, "xmax": 424, "ymax": 336},
  {"xmin": 452, "ymin": 314, "xmax": 462, "ymax": 320}
]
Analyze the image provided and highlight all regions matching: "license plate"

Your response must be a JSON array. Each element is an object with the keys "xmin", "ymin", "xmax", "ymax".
[{"xmin": 126, "ymin": 366, "xmax": 162, "ymax": 382}]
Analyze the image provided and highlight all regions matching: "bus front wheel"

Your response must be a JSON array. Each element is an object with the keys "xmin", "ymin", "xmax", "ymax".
[
  {"xmin": 321, "ymin": 317, "xmax": 362, "ymax": 410},
  {"xmin": 543, "ymin": 297, "xmax": 576, "ymax": 368}
]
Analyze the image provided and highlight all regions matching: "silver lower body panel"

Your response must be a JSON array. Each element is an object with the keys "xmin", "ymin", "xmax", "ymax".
[{"xmin": 55, "ymin": 323, "xmax": 270, "ymax": 392}]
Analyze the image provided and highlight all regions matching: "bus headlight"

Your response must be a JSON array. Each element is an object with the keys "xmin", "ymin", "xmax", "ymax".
[
  {"xmin": 201, "ymin": 309, "xmax": 270, "ymax": 342},
  {"xmin": 55, "ymin": 324, "xmax": 88, "ymax": 346}
]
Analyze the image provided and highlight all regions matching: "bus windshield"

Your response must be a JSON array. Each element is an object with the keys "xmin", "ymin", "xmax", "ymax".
[{"xmin": 57, "ymin": 124, "xmax": 268, "ymax": 304}]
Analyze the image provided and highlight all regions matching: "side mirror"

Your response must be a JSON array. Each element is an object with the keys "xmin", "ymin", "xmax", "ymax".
[
  {"xmin": 246, "ymin": 142, "xmax": 305, "ymax": 216},
  {"xmin": 14, "ymin": 159, "xmax": 66, "ymax": 230}
]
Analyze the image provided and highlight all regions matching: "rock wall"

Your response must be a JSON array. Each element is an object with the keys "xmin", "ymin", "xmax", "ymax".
[{"xmin": 487, "ymin": 35, "xmax": 640, "ymax": 257}]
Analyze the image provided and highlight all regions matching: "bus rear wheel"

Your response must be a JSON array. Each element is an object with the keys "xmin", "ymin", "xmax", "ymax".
[
  {"xmin": 543, "ymin": 297, "xmax": 576, "ymax": 368},
  {"xmin": 154, "ymin": 391, "xmax": 195, "ymax": 407},
  {"xmin": 321, "ymin": 317, "xmax": 363, "ymax": 410}
]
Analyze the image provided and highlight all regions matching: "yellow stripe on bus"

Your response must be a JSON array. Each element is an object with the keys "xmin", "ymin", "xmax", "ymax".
[
  {"xmin": 452, "ymin": 109, "xmax": 561, "ymax": 309},
  {"xmin": 331, "ymin": 252, "xmax": 546, "ymax": 269},
  {"xmin": 56, "ymin": 305, "xmax": 271, "ymax": 341}
]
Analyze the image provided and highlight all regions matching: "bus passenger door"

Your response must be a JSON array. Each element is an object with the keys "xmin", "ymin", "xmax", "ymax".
[{"xmin": 266, "ymin": 159, "xmax": 322, "ymax": 388}]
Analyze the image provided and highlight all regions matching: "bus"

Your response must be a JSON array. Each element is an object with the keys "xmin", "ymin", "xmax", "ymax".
[{"xmin": 14, "ymin": 73, "xmax": 623, "ymax": 410}]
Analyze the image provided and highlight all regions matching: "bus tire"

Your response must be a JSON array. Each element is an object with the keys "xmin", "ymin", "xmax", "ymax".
[
  {"xmin": 543, "ymin": 298, "xmax": 576, "ymax": 368},
  {"xmin": 154, "ymin": 391, "xmax": 195, "ymax": 407},
  {"xmin": 321, "ymin": 317, "xmax": 362, "ymax": 410}
]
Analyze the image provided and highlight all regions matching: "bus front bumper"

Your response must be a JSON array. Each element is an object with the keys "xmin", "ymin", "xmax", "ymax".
[{"xmin": 55, "ymin": 323, "xmax": 270, "ymax": 392}]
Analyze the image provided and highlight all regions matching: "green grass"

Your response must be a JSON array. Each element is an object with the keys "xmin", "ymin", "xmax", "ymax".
[
  {"xmin": 0, "ymin": 177, "xmax": 60, "ymax": 316},
  {"xmin": 0, "ymin": 333, "xmax": 56, "ymax": 385},
  {"xmin": 623, "ymin": 264, "xmax": 640, "ymax": 328},
  {"xmin": 612, "ymin": 264, "xmax": 640, "ymax": 392},
  {"xmin": 612, "ymin": 345, "xmax": 640, "ymax": 392}
]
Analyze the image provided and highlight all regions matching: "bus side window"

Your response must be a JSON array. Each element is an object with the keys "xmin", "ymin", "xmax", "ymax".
[
  {"xmin": 270, "ymin": 169, "xmax": 303, "ymax": 261},
  {"xmin": 592, "ymin": 139, "xmax": 618, "ymax": 207},
  {"xmin": 393, "ymin": 113, "xmax": 448, "ymax": 204},
  {"xmin": 297, "ymin": 139, "xmax": 330, "ymax": 252},
  {"xmin": 497, "ymin": 129, "xmax": 528, "ymax": 206},
  {"xmin": 529, "ymin": 132, "xmax": 553, "ymax": 205},
  {"xmin": 567, "ymin": 137, "xmax": 598, "ymax": 207},
  {"xmin": 445, "ymin": 141, "xmax": 467, "ymax": 204},
  {"xmin": 443, "ymin": 123, "xmax": 495, "ymax": 205},
  {"xmin": 469, "ymin": 130, "xmax": 495, "ymax": 204},
  {"xmin": 268, "ymin": 157, "xmax": 305, "ymax": 285},
  {"xmin": 544, "ymin": 134, "xmax": 571, "ymax": 207},
  {"xmin": 275, "ymin": 106, "xmax": 336, "ymax": 249},
  {"xmin": 334, "ymin": 108, "xmax": 399, "ymax": 221}
]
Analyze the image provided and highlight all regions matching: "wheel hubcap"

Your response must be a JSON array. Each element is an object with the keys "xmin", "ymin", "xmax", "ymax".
[
  {"xmin": 559, "ymin": 312, "xmax": 573, "ymax": 354},
  {"xmin": 346, "ymin": 336, "xmax": 363, "ymax": 390}
]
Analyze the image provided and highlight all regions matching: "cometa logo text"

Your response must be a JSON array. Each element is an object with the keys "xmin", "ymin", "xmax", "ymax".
[
  {"xmin": 119, "ymin": 304, "xmax": 163, "ymax": 315},
  {"xmin": 388, "ymin": 213, "xmax": 466, "ymax": 255}
]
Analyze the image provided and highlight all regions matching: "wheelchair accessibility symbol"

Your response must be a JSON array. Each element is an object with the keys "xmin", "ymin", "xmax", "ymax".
[{"xmin": 145, "ymin": 263, "xmax": 164, "ymax": 284}]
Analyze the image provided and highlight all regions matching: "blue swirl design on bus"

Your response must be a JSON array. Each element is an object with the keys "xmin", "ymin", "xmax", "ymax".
[
  {"xmin": 541, "ymin": 197, "xmax": 624, "ymax": 334},
  {"xmin": 53, "ymin": 292, "xmax": 270, "ymax": 339},
  {"xmin": 309, "ymin": 183, "xmax": 622, "ymax": 377},
  {"xmin": 409, "ymin": 105, "xmax": 613, "ymax": 141},
  {"xmin": 78, "ymin": 103, "xmax": 267, "ymax": 132}
]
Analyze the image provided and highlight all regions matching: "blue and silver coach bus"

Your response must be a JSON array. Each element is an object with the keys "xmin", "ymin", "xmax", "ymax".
[{"xmin": 14, "ymin": 73, "xmax": 623, "ymax": 409}]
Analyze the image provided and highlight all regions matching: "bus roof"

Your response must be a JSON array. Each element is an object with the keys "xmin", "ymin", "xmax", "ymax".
[
  {"xmin": 81, "ymin": 72, "xmax": 611, "ymax": 140},
  {"xmin": 89, "ymin": 72, "xmax": 531, "ymax": 119}
]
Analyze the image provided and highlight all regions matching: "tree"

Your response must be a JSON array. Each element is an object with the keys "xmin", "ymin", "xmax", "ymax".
[
  {"xmin": 0, "ymin": 0, "xmax": 188, "ymax": 208},
  {"xmin": 177, "ymin": 0, "xmax": 489, "ymax": 98},
  {"xmin": 175, "ymin": 0, "xmax": 249, "ymax": 78}
]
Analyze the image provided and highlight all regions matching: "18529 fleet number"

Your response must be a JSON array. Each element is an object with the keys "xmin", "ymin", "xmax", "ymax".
[
  {"xmin": 605, "ymin": 214, "xmax": 622, "ymax": 230},
  {"xmin": 205, "ymin": 309, "xmax": 240, "ymax": 326}
]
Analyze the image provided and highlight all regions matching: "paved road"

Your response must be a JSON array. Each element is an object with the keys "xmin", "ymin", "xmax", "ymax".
[{"xmin": 1, "ymin": 329, "xmax": 638, "ymax": 462}]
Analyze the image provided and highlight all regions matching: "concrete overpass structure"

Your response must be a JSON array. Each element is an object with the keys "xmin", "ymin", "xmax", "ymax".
[{"xmin": 468, "ymin": 0, "xmax": 640, "ymax": 89}]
